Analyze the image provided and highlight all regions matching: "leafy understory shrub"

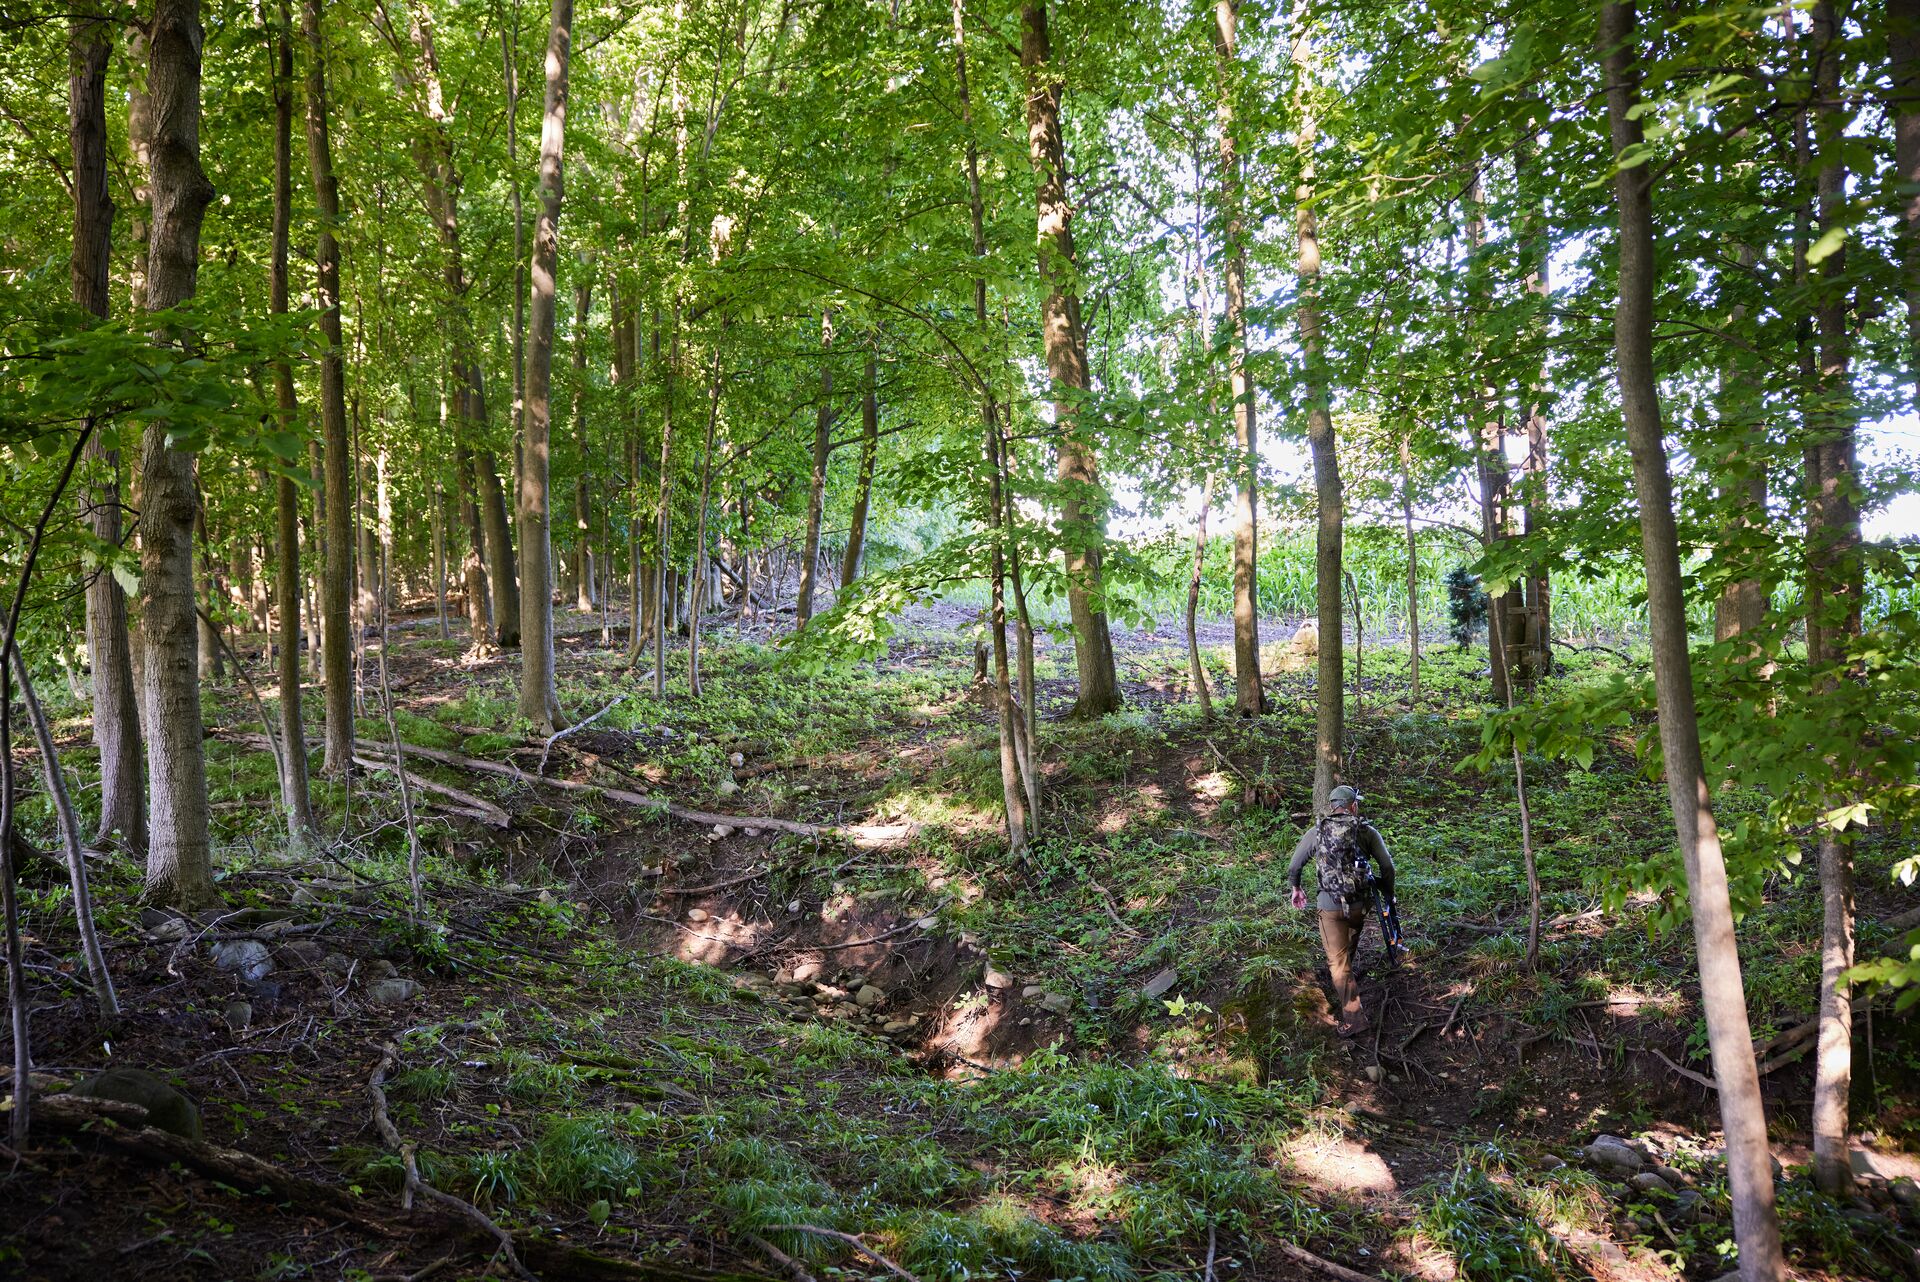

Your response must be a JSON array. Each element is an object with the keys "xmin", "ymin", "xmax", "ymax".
[{"xmin": 885, "ymin": 1199, "xmax": 1135, "ymax": 1282}]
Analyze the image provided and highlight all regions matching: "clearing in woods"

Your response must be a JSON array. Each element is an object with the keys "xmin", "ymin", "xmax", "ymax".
[{"xmin": 6, "ymin": 605, "xmax": 1917, "ymax": 1282}]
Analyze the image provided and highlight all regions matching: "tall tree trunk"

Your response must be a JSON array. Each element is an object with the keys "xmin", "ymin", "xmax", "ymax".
[
  {"xmin": 454, "ymin": 444, "xmax": 491, "ymax": 641},
  {"xmin": 1601, "ymin": 7, "xmax": 1786, "ymax": 1275},
  {"xmin": 688, "ymin": 345, "xmax": 723, "ymax": 695},
  {"xmin": 1293, "ymin": 24, "xmax": 1342, "ymax": 810},
  {"xmin": 841, "ymin": 352, "xmax": 879, "ymax": 588},
  {"xmin": 515, "ymin": 0, "xmax": 573, "ymax": 734},
  {"xmin": 503, "ymin": 2, "xmax": 527, "ymax": 431},
  {"xmin": 139, "ymin": 0, "xmax": 219, "ymax": 909},
  {"xmin": 264, "ymin": 25, "xmax": 316, "ymax": 836},
  {"xmin": 1022, "ymin": 2, "xmax": 1120, "ymax": 718},
  {"xmin": 1808, "ymin": 0, "xmax": 1862, "ymax": 1200},
  {"xmin": 1895, "ymin": 0, "xmax": 1920, "ymax": 401},
  {"xmin": 570, "ymin": 279, "xmax": 595, "ymax": 612},
  {"xmin": 72, "ymin": 5, "xmax": 146, "ymax": 851},
  {"xmin": 1715, "ymin": 243, "xmax": 1767, "ymax": 644},
  {"xmin": 956, "ymin": 0, "xmax": 1037, "ymax": 835},
  {"xmin": 1400, "ymin": 430, "xmax": 1421, "ymax": 705},
  {"xmin": 796, "ymin": 310, "xmax": 833, "ymax": 626},
  {"xmin": 476, "ymin": 450, "xmax": 520, "ymax": 645},
  {"xmin": 652, "ymin": 318, "xmax": 678, "ymax": 693},
  {"xmin": 1187, "ymin": 485, "xmax": 1213, "ymax": 721},
  {"xmin": 195, "ymin": 500, "xmax": 222, "ymax": 682},
  {"xmin": 1213, "ymin": 0, "xmax": 1264, "ymax": 717},
  {"xmin": 303, "ymin": 0, "xmax": 355, "ymax": 778}
]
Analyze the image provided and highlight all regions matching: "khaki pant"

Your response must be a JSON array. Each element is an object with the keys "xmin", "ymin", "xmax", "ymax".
[{"xmin": 1318, "ymin": 904, "xmax": 1371, "ymax": 1028}]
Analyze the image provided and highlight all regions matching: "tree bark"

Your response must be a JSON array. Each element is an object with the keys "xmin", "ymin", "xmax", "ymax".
[
  {"xmin": 1808, "ymin": 0, "xmax": 1862, "ymax": 1200},
  {"xmin": 1187, "ymin": 486, "xmax": 1213, "ymax": 721},
  {"xmin": 1399, "ymin": 431, "xmax": 1421, "ymax": 704},
  {"xmin": 302, "ymin": 0, "xmax": 356, "ymax": 778},
  {"xmin": 1293, "ymin": 26, "xmax": 1343, "ymax": 810},
  {"xmin": 515, "ymin": 0, "xmax": 574, "ymax": 733},
  {"xmin": 454, "ymin": 444, "xmax": 491, "ymax": 641},
  {"xmin": 270, "ymin": 0, "xmax": 316, "ymax": 838},
  {"xmin": 1601, "ymin": 7, "xmax": 1786, "ymax": 1275},
  {"xmin": 651, "ymin": 317, "xmax": 677, "ymax": 693},
  {"xmin": 1895, "ymin": 0, "xmax": 1920, "ymax": 402},
  {"xmin": 1715, "ymin": 243, "xmax": 1767, "ymax": 645},
  {"xmin": 1212, "ymin": 0, "xmax": 1263, "ymax": 717},
  {"xmin": 476, "ymin": 450, "xmax": 521, "ymax": 646},
  {"xmin": 571, "ymin": 278, "xmax": 595, "ymax": 612},
  {"xmin": 1021, "ymin": 1, "xmax": 1120, "ymax": 718},
  {"xmin": 139, "ymin": 0, "xmax": 219, "ymax": 909},
  {"xmin": 796, "ymin": 310, "xmax": 833, "ymax": 626},
  {"xmin": 72, "ymin": 5, "xmax": 146, "ymax": 851},
  {"xmin": 841, "ymin": 352, "xmax": 879, "ymax": 588}
]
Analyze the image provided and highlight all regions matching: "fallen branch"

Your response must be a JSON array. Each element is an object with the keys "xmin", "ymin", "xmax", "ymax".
[
  {"xmin": 353, "ymin": 754, "xmax": 511, "ymax": 829},
  {"xmin": 658, "ymin": 866, "xmax": 769, "ymax": 896},
  {"xmin": 352, "ymin": 736, "xmax": 913, "ymax": 846},
  {"xmin": 763, "ymin": 1225, "xmax": 921, "ymax": 1282},
  {"xmin": 802, "ymin": 918, "xmax": 930, "ymax": 954},
  {"xmin": 1086, "ymin": 880, "xmax": 1143, "ymax": 938},
  {"xmin": 369, "ymin": 1040, "xmax": 535, "ymax": 1282},
  {"xmin": 744, "ymin": 1233, "xmax": 819, "ymax": 1282},
  {"xmin": 537, "ymin": 693, "xmax": 632, "ymax": 775},
  {"xmin": 1647, "ymin": 1046, "xmax": 1718, "ymax": 1092},
  {"xmin": 1275, "ymin": 1240, "xmax": 1383, "ymax": 1282}
]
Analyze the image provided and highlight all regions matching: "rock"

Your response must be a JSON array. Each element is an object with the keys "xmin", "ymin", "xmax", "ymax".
[
  {"xmin": 210, "ymin": 939, "xmax": 274, "ymax": 982},
  {"xmin": 711, "ymin": 824, "xmax": 735, "ymax": 839},
  {"xmin": 366, "ymin": 978, "xmax": 422, "ymax": 1005},
  {"xmin": 1364, "ymin": 1064, "xmax": 1384, "ymax": 1083},
  {"xmin": 729, "ymin": 752, "xmax": 745, "ymax": 768},
  {"xmin": 70, "ymin": 1068, "xmax": 202, "ymax": 1140},
  {"xmin": 716, "ymin": 778, "xmax": 739, "ymax": 797},
  {"xmin": 983, "ymin": 965, "xmax": 1015, "ymax": 990},
  {"xmin": 274, "ymin": 940, "xmax": 326, "ymax": 971},
  {"xmin": 366, "ymin": 958, "xmax": 399, "ymax": 980},
  {"xmin": 1022, "ymin": 984, "xmax": 1046, "ymax": 999},
  {"xmin": 1650, "ymin": 1162, "xmax": 1688, "ymax": 1188},
  {"xmin": 882, "ymin": 1019, "xmax": 913, "ymax": 1034},
  {"xmin": 855, "ymin": 984, "xmax": 885, "ymax": 1009},
  {"xmin": 745, "ymin": 828, "xmax": 762, "ymax": 838},
  {"xmin": 1891, "ymin": 1177, "xmax": 1918, "ymax": 1208},
  {"xmin": 1584, "ymin": 1138, "xmax": 1644, "ymax": 1176},
  {"xmin": 223, "ymin": 1000, "xmax": 253, "ymax": 1030},
  {"xmin": 1537, "ymin": 1155, "xmax": 1567, "ymax": 1172},
  {"xmin": 321, "ymin": 953, "xmax": 354, "ymax": 979},
  {"xmin": 1628, "ymin": 1172, "xmax": 1673, "ymax": 1196},
  {"xmin": 148, "ymin": 916, "xmax": 192, "ymax": 943},
  {"xmin": 1018, "ymin": 1017, "xmax": 1033, "ymax": 1027},
  {"xmin": 1671, "ymin": 1190, "xmax": 1705, "ymax": 1223},
  {"xmin": 1039, "ymin": 992, "xmax": 1073, "ymax": 1015},
  {"xmin": 791, "ymin": 961, "xmax": 823, "ymax": 983},
  {"xmin": 685, "ymin": 908, "xmax": 711, "ymax": 923},
  {"xmin": 915, "ymin": 916, "xmax": 938, "ymax": 931},
  {"xmin": 1141, "ymin": 966, "xmax": 1179, "ymax": 1000}
]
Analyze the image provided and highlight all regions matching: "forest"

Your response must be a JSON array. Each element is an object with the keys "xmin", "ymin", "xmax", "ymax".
[{"xmin": 2, "ymin": 0, "xmax": 1919, "ymax": 1278}]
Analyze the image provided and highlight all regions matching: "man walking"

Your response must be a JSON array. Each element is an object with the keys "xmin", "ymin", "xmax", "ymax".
[{"xmin": 1288, "ymin": 785, "xmax": 1395, "ymax": 1037}]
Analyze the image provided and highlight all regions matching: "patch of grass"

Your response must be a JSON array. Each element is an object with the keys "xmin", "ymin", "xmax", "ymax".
[{"xmin": 1413, "ymin": 1144, "xmax": 1581, "ymax": 1282}]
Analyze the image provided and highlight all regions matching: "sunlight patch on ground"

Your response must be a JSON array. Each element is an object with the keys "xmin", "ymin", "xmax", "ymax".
[
  {"xmin": 1278, "ymin": 1132, "xmax": 1399, "ymax": 1197},
  {"xmin": 669, "ymin": 910, "xmax": 774, "ymax": 966}
]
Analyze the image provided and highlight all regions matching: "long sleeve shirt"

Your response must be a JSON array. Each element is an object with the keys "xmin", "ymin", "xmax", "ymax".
[{"xmin": 1287, "ymin": 817, "xmax": 1395, "ymax": 913}]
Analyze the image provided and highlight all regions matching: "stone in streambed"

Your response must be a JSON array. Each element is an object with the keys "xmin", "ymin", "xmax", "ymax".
[
  {"xmin": 1628, "ymin": 1172, "xmax": 1673, "ymax": 1196},
  {"xmin": 855, "ymin": 984, "xmax": 885, "ymax": 1008},
  {"xmin": 1584, "ymin": 1137, "xmax": 1644, "ymax": 1176},
  {"xmin": 210, "ymin": 939, "xmax": 274, "ymax": 983}
]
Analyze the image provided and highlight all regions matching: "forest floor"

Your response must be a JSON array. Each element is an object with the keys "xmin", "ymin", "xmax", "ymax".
[{"xmin": 4, "ymin": 601, "xmax": 1919, "ymax": 1282}]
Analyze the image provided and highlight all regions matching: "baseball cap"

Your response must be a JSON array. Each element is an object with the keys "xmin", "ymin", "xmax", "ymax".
[{"xmin": 1327, "ymin": 785, "xmax": 1361, "ymax": 807}]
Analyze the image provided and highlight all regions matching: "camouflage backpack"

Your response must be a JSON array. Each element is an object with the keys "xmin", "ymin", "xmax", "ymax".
[{"xmin": 1315, "ymin": 813, "xmax": 1367, "ymax": 905}]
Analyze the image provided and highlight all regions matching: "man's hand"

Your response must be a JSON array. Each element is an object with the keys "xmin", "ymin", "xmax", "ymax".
[{"xmin": 1291, "ymin": 887, "xmax": 1308, "ymax": 911}]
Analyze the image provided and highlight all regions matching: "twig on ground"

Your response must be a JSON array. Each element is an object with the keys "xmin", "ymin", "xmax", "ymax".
[
  {"xmin": 368, "ymin": 1040, "xmax": 535, "ymax": 1282},
  {"xmin": 1086, "ymin": 880, "xmax": 1142, "ymax": 937},
  {"xmin": 350, "ymin": 753, "xmax": 510, "ymax": 829},
  {"xmin": 763, "ymin": 1225, "xmax": 921, "ymax": 1282},
  {"xmin": 1275, "ymin": 1240, "xmax": 1383, "ymax": 1282},
  {"xmin": 1438, "ymin": 992, "xmax": 1468, "ymax": 1039},
  {"xmin": 1204, "ymin": 1223, "xmax": 1217, "ymax": 1282}
]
